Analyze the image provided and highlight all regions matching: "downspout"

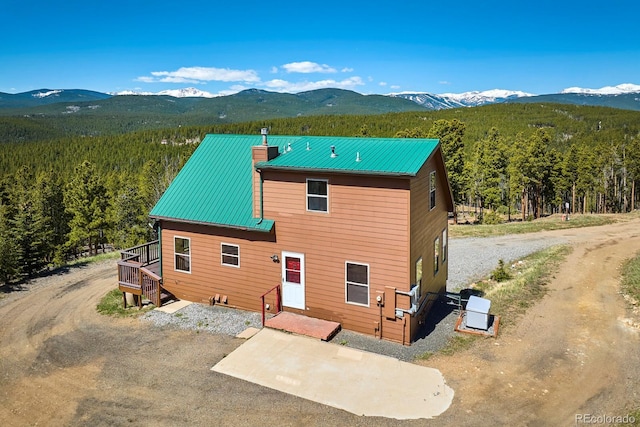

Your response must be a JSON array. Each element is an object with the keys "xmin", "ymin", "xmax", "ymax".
[
  {"xmin": 158, "ymin": 225, "xmax": 162, "ymax": 278},
  {"xmin": 257, "ymin": 169, "xmax": 264, "ymax": 224}
]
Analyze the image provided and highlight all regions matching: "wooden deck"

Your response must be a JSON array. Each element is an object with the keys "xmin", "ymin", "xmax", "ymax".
[{"xmin": 117, "ymin": 241, "xmax": 171, "ymax": 308}]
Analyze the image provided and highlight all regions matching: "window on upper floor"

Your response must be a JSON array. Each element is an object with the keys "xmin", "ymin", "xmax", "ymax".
[
  {"xmin": 174, "ymin": 236, "xmax": 191, "ymax": 273},
  {"xmin": 429, "ymin": 171, "xmax": 436, "ymax": 210},
  {"xmin": 307, "ymin": 179, "xmax": 328, "ymax": 213}
]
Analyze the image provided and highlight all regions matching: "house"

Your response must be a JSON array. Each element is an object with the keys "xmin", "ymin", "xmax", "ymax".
[{"xmin": 119, "ymin": 130, "xmax": 454, "ymax": 345}]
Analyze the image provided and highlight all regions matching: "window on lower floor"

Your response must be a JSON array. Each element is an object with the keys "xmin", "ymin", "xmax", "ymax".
[
  {"xmin": 442, "ymin": 228, "xmax": 448, "ymax": 263},
  {"xmin": 221, "ymin": 243, "xmax": 240, "ymax": 267},
  {"xmin": 415, "ymin": 257, "xmax": 423, "ymax": 300},
  {"xmin": 345, "ymin": 262, "xmax": 369, "ymax": 306},
  {"xmin": 434, "ymin": 236, "xmax": 440, "ymax": 275},
  {"xmin": 174, "ymin": 236, "xmax": 190, "ymax": 273}
]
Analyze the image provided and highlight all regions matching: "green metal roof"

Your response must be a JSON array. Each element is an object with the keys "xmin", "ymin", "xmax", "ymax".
[
  {"xmin": 256, "ymin": 136, "xmax": 439, "ymax": 176},
  {"xmin": 150, "ymin": 134, "xmax": 440, "ymax": 230},
  {"xmin": 150, "ymin": 134, "xmax": 274, "ymax": 232}
]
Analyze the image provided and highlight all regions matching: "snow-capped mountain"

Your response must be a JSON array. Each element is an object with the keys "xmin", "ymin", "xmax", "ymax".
[
  {"xmin": 32, "ymin": 89, "xmax": 63, "ymax": 98},
  {"xmin": 113, "ymin": 87, "xmax": 217, "ymax": 98},
  {"xmin": 561, "ymin": 83, "xmax": 640, "ymax": 95},
  {"xmin": 390, "ymin": 89, "xmax": 534, "ymax": 109},
  {"xmin": 387, "ymin": 92, "xmax": 465, "ymax": 110}
]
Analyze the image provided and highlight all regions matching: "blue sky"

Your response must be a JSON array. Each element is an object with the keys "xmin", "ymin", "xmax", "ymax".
[{"xmin": 2, "ymin": 0, "xmax": 639, "ymax": 96}]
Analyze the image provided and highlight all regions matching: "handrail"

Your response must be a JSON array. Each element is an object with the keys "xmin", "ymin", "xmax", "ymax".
[
  {"xmin": 140, "ymin": 266, "xmax": 162, "ymax": 306},
  {"xmin": 120, "ymin": 240, "xmax": 159, "ymax": 265},
  {"xmin": 260, "ymin": 285, "xmax": 281, "ymax": 326}
]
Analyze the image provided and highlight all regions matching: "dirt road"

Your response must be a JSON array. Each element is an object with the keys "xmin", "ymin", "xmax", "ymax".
[
  {"xmin": 1, "ymin": 217, "xmax": 639, "ymax": 426},
  {"xmin": 429, "ymin": 216, "xmax": 640, "ymax": 426}
]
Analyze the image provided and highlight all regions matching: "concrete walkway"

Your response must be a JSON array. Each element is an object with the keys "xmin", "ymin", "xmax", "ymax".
[{"xmin": 211, "ymin": 329, "xmax": 454, "ymax": 420}]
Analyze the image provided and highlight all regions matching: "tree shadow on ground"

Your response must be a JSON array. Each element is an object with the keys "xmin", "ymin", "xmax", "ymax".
[
  {"xmin": 413, "ymin": 289, "xmax": 485, "ymax": 341},
  {"xmin": 0, "ymin": 260, "xmax": 104, "ymax": 295}
]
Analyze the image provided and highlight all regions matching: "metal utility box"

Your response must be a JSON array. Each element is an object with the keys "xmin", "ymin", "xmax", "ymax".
[{"xmin": 466, "ymin": 295, "xmax": 491, "ymax": 330}]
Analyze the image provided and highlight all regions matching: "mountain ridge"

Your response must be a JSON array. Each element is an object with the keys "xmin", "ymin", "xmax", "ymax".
[{"xmin": 1, "ymin": 83, "xmax": 640, "ymax": 113}]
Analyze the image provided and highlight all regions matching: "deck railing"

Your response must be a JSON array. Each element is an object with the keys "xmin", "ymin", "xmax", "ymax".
[
  {"xmin": 118, "ymin": 260, "xmax": 143, "ymax": 290},
  {"xmin": 120, "ymin": 240, "xmax": 159, "ymax": 264}
]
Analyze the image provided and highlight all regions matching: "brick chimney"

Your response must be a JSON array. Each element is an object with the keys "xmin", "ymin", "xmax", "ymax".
[{"xmin": 252, "ymin": 128, "xmax": 279, "ymax": 217}]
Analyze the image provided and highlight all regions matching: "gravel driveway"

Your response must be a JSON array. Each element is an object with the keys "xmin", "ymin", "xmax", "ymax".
[{"xmin": 446, "ymin": 233, "xmax": 569, "ymax": 291}]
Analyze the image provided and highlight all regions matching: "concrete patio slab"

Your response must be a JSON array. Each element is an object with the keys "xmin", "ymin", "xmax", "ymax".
[
  {"xmin": 154, "ymin": 299, "xmax": 192, "ymax": 314},
  {"xmin": 236, "ymin": 327, "xmax": 260, "ymax": 339},
  {"xmin": 211, "ymin": 328, "xmax": 454, "ymax": 420}
]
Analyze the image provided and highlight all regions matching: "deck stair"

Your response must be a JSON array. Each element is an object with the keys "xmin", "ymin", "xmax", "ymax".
[{"xmin": 117, "ymin": 240, "xmax": 173, "ymax": 308}]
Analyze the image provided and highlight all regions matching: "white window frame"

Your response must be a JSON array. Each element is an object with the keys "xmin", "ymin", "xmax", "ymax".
[
  {"xmin": 442, "ymin": 228, "xmax": 448, "ymax": 263},
  {"xmin": 434, "ymin": 236, "xmax": 440, "ymax": 276},
  {"xmin": 345, "ymin": 261, "xmax": 370, "ymax": 307},
  {"xmin": 306, "ymin": 178, "xmax": 329, "ymax": 213},
  {"xmin": 221, "ymin": 243, "xmax": 240, "ymax": 268},
  {"xmin": 174, "ymin": 236, "xmax": 191, "ymax": 273},
  {"xmin": 415, "ymin": 257, "xmax": 423, "ymax": 301},
  {"xmin": 429, "ymin": 171, "xmax": 436, "ymax": 210}
]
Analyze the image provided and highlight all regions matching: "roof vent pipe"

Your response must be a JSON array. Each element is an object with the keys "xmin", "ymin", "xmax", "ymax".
[
  {"xmin": 261, "ymin": 127, "xmax": 268, "ymax": 146},
  {"xmin": 356, "ymin": 152, "xmax": 361, "ymax": 162},
  {"xmin": 330, "ymin": 145, "xmax": 337, "ymax": 158}
]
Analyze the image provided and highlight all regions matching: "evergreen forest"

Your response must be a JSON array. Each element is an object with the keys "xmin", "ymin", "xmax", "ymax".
[{"xmin": 1, "ymin": 102, "xmax": 639, "ymax": 284}]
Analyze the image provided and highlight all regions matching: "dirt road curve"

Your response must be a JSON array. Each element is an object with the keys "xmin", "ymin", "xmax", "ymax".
[
  {"xmin": 1, "ymin": 217, "xmax": 640, "ymax": 426},
  {"xmin": 430, "ymin": 217, "xmax": 640, "ymax": 426}
]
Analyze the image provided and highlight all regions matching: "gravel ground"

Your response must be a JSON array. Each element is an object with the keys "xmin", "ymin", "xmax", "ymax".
[
  {"xmin": 141, "ymin": 233, "xmax": 569, "ymax": 362},
  {"xmin": 446, "ymin": 234, "xmax": 569, "ymax": 291},
  {"xmin": 142, "ymin": 303, "xmax": 264, "ymax": 336}
]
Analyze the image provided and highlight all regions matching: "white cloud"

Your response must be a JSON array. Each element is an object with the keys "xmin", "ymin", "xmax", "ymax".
[
  {"xmin": 263, "ymin": 76, "xmax": 364, "ymax": 93},
  {"xmin": 341, "ymin": 67, "xmax": 354, "ymax": 72},
  {"xmin": 367, "ymin": 76, "xmax": 374, "ymax": 82},
  {"xmin": 390, "ymin": 85, "xmax": 400, "ymax": 90},
  {"xmin": 137, "ymin": 66, "xmax": 260, "ymax": 84},
  {"xmin": 282, "ymin": 61, "xmax": 337, "ymax": 74},
  {"xmin": 379, "ymin": 82, "xmax": 387, "ymax": 86},
  {"xmin": 270, "ymin": 66, "xmax": 278, "ymax": 73},
  {"xmin": 439, "ymin": 80, "xmax": 451, "ymax": 85}
]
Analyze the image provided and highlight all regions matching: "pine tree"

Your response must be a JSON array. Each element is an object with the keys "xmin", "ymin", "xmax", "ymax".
[
  {"xmin": 0, "ymin": 204, "xmax": 19, "ymax": 284},
  {"xmin": 9, "ymin": 167, "xmax": 51, "ymax": 277},
  {"xmin": 33, "ymin": 171, "xmax": 68, "ymax": 264},
  {"xmin": 65, "ymin": 161, "xmax": 109, "ymax": 256},
  {"xmin": 427, "ymin": 119, "xmax": 466, "ymax": 222}
]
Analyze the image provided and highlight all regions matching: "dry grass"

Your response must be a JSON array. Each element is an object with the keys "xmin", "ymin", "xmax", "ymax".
[{"xmin": 450, "ymin": 213, "xmax": 617, "ymax": 238}]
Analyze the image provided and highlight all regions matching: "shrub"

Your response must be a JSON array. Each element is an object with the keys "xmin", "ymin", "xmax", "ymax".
[
  {"xmin": 496, "ymin": 205, "xmax": 509, "ymax": 215},
  {"xmin": 482, "ymin": 210, "xmax": 503, "ymax": 225},
  {"xmin": 490, "ymin": 259, "xmax": 512, "ymax": 282}
]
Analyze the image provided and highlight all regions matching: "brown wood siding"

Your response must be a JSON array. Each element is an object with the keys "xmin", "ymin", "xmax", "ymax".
[
  {"xmin": 408, "ymin": 151, "xmax": 451, "ymax": 342},
  {"xmin": 160, "ymin": 222, "xmax": 282, "ymax": 313},
  {"xmin": 261, "ymin": 171, "xmax": 411, "ymax": 344},
  {"xmin": 158, "ymin": 166, "xmax": 445, "ymax": 344}
]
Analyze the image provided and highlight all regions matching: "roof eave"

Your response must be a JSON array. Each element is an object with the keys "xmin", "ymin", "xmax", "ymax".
[
  {"xmin": 256, "ymin": 164, "xmax": 416, "ymax": 178},
  {"xmin": 151, "ymin": 215, "xmax": 275, "ymax": 233}
]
